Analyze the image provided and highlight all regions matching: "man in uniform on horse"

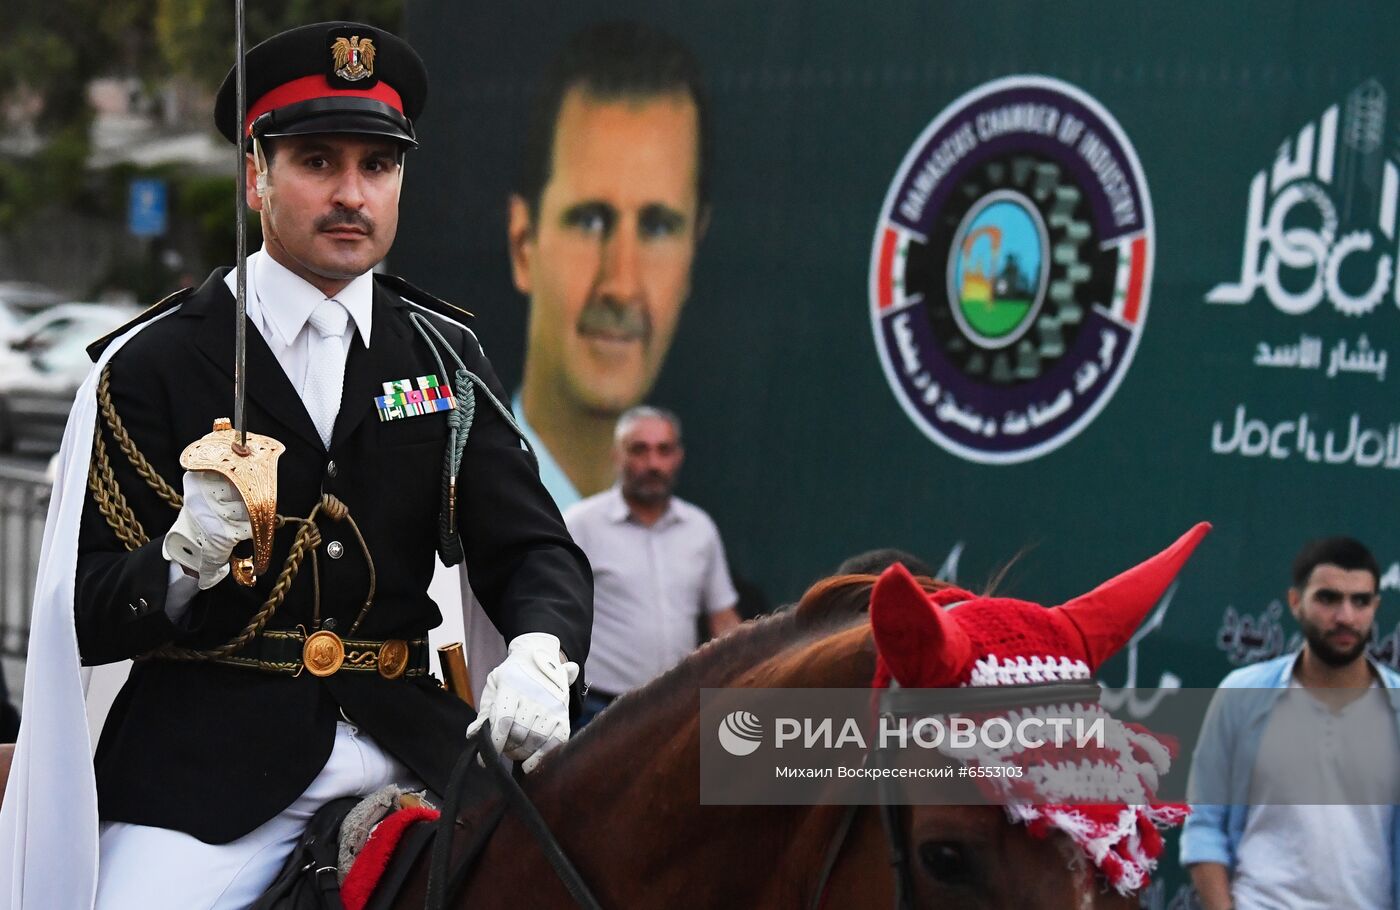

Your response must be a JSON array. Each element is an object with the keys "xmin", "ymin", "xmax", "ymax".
[{"xmin": 0, "ymin": 20, "xmax": 592, "ymax": 909}]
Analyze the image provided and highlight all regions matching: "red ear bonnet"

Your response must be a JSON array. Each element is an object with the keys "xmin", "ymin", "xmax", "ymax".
[
  {"xmin": 1051, "ymin": 522, "xmax": 1211, "ymax": 670},
  {"xmin": 870, "ymin": 523, "xmax": 1212, "ymax": 687},
  {"xmin": 870, "ymin": 562, "xmax": 972, "ymax": 688},
  {"xmin": 865, "ymin": 526, "xmax": 1211, "ymax": 898}
]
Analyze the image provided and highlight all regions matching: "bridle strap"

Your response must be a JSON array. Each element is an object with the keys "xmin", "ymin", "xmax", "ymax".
[
  {"xmin": 807, "ymin": 756, "xmax": 917, "ymax": 910},
  {"xmin": 425, "ymin": 730, "xmax": 604, "ymax": 910},
  {"xmin": 807, "ymin": 802, "xmax": 860, "ymax": 910},
  {"xmin": 426, "ymin": 736, "xmax": 489, "ymax": 910},
  {"xmin": 874, "ymin": 749, "xmax": 918, "ymax": 910}
]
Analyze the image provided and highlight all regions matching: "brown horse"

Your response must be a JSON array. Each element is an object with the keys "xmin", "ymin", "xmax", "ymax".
[{"xmin": 389, "ymin": 568, "xmax": 1159, "ymax": 910}]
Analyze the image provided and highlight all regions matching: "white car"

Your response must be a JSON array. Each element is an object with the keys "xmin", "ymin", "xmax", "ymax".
[
  {"xmin": 0, "ymin": 303, "xmax": 141, "ymax": 393},
  {"xmin": 0, "ymin": 303, "xmax": 140, "ymax": 454},
  {"xmin": 0, "ymin": 281, "xmax": 64, "ymax": 314}
]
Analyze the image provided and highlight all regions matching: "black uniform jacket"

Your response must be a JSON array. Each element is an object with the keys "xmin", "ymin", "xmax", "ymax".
[{"xmin": 75, "ymin": 269, "xmax": 592, "ymax": 843}]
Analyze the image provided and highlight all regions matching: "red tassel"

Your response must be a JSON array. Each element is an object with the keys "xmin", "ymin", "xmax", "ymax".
[
  {"xmin": 1098, "ymin": 850, "xmax": 1125, "ymax": 884},
  {"xmin": 1139, "ymin": 820, "xmax": 1163, "ymax": 857}
]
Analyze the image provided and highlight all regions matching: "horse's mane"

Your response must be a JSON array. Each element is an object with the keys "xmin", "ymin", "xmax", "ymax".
[{"xmin": 549, "ymin": 571, "xmax": 951, "ymax": 763}]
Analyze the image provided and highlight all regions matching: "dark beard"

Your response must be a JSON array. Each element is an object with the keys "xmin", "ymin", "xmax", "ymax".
[
  {"xmin": 623, "ymin": 472, "xmax": 672, "ymax": 505},
  {"xmin": 1301, "ymin": 621, "xmax": 1371, "ymax": 668}
]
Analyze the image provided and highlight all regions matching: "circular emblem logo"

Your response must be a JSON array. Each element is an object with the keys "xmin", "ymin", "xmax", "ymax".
[
  {"xmin": 303, "ymin": 630, "xmax": 346, "ymax": 677},
  {"xmin": 948, "ymin": 190, "xmax": 1049, "ymax": 349},
  {"xmin": 870, "ymin": 76, "xmax": 1154, "ymax": 464},
  {"xmin": 717, "ymin": 710, "xmax": 764, "ymax": 757},
  {"xmin": 377, "ymin": 639, "xmax": 410, "ymax": 680}
]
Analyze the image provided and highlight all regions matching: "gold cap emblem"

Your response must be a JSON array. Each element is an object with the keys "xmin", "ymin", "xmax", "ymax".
[{"xmin": 331, "ymin": 36, "xmax": 376, "ymax": 82}]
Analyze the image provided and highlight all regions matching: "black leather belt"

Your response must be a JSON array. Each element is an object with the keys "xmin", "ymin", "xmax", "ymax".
[{"xmin": 209, "ymin": 628, "xmax": 429, "ymax": 679}]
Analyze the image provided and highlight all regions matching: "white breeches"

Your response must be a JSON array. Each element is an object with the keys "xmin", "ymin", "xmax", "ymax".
[{"xmin": 95, "ymin": 720, "xmax": 419, "ymax": 909}]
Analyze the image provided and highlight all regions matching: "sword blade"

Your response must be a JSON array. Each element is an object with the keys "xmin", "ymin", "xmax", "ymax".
[{"xmin": 233, "ymin": 0, "xmax": 248, "ymax": 448}]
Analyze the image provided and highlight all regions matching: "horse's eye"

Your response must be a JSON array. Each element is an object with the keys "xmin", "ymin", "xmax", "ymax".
[{"xmin": 919, "ymin": 840, "xmax": 972, "ymax": 884}]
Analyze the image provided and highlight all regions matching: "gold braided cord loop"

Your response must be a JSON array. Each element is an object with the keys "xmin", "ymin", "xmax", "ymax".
[
  {"xmin": 87, "ymin": 366, "xmax": 378, "ymax": 664},
  {"xmin": 321, "ymin": 496, "xmax": 348, "ymax": 521},
  {"xmin": 89, "ymin": 425, "xmax": 146, "ymax": 550},
  {"xmin": 97, "ymin": 366, "xmax": 183, "ymax": 511},
  {"xmin": 340, "ymin": 503, "xmax": 376, "ymax": 636}
]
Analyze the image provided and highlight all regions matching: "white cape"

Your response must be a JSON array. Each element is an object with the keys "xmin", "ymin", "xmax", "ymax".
[{"xmin": 0, "ymin": 309, "xmax": 178, "ymax": 909}]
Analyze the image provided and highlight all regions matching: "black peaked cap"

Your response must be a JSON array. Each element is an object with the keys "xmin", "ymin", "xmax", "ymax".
[{"xmin": 214, "ymin": 21, "xmax": 427, "ymax": 147}]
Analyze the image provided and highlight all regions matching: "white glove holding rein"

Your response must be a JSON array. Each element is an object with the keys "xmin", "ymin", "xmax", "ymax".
[{"xmin": 467, "ymin": 632, "xmax": 578, "ymax": 773}]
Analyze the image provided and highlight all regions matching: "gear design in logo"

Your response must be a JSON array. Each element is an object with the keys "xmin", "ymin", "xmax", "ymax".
[
  {"xmin": 717, "ymin": 710, "xmax": 763, "ymax": 757},
  {"xmin": 870, "ymin": 75, "xmax": 1154, "ymax": 464}
]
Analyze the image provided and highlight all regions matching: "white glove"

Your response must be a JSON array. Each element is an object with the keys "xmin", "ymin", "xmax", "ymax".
[
  {"xmin": 161, "ymin": 470, "xmax": 252, "ymax": 590},
  {"xmin": 466, "ymin": 632, "xmax": 578, "ymax": 773}
]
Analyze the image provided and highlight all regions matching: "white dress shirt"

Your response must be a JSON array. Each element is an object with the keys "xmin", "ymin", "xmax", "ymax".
[{"xmin": 225, "ymin": 248, "xmax": 374, "ymax": 397}]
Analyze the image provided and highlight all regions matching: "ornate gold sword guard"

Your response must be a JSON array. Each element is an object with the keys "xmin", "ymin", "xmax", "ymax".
[{"xmin": 179, "ymin": 418, "xmax": 285, "ymax": 586}]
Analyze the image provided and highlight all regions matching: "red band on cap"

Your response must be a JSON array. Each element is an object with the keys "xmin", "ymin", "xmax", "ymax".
[{"xmin": 244, "ymin": 75, "xmax": 404, "ymax": 137}]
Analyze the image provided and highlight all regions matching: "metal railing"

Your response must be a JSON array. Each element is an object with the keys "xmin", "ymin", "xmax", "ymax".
[{"xmin": 0, "ymin": 463, "xmax": 50, "ymax": 659}]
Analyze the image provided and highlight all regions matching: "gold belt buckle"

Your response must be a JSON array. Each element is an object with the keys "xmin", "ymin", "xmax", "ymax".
[
  {"xmin": 303, "ymin": 630, "xmax": 345, "ymax": 677},
  {"xmin": 378, "ymin": 639, "xmax": 409, "ymax": 680}
]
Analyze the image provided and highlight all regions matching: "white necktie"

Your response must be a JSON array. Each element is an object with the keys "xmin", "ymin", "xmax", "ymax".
[{"xmin": 304, "ymin": 299, "xmax": 350, "ymax": 449}]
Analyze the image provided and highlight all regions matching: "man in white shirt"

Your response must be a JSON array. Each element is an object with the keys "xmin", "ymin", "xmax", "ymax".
[{"xmin": 564, "ymin": 406, "xmax": 740, "ymax": 725}]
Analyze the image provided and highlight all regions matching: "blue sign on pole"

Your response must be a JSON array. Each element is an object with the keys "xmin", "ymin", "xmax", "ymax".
[{"xmin": 128, "ymin": 178, "xmax": 168, "ymax": 237}]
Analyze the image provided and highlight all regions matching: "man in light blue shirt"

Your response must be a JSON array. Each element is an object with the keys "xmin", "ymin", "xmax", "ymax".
[{"xmin": 1182, "ymin": 537, "xmax": 1400, "ymax": 910}]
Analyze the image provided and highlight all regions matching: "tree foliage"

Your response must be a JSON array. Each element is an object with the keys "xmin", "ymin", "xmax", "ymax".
[
  {"xmin": 3, "ymin": 1, "xmax": 402, "ymax": 232},
  {"xmin": 9, "ymin": 0, "xmax": 403, "ymax": 117},
  {"xmin": 6, "ymin": 0, "xmax": 161, "ymax": 131},
  {"xmin": 156, "ymin": 0, "xmax": 403, "ymax": 90}
]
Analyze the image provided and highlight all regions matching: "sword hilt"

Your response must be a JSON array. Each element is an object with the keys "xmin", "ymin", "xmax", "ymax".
[{"xmin": 181, "ymin": 418, "xmax": 284, "ymax": 587}]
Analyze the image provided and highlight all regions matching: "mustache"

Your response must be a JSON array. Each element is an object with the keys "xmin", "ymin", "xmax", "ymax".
[
  {"xmin": 577, "ymin": 299, "xmax": 649, "ymax": 341},
  {"xmin": 626, "ymin": 469, "xmax": 672, "ymax": 489},
  {"xmin": 315, "ymin": 209, "xmax": 374, "ymax": 235}
]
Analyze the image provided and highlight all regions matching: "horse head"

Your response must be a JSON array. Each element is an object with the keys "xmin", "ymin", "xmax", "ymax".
[
  {"xmin": 844, "ymin": 522, "xmax": 1210, "ymax": 908},
  {"xmin": 435, "ymin": 524, "xmax": 1208, "ymax": 910}
]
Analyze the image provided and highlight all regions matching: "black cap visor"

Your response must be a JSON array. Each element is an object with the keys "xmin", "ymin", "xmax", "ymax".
[{"xmin": 250, "ymin": 97, "xmax": 416, "ymax": 147}]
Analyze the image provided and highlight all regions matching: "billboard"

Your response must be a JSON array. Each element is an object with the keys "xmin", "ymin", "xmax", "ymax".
[{"xmin": 399, "ymin": 0, "xmax": 1400, "ymax": 711}]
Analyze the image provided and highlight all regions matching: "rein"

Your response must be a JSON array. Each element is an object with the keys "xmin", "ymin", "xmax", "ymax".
[
  {"xmin": 808, "ymin": 681, "xmax": 1104, "ymax": 910},
  {"xmin": 424, "ymin": 729, "xmax": 603, "ymax": 910}
]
